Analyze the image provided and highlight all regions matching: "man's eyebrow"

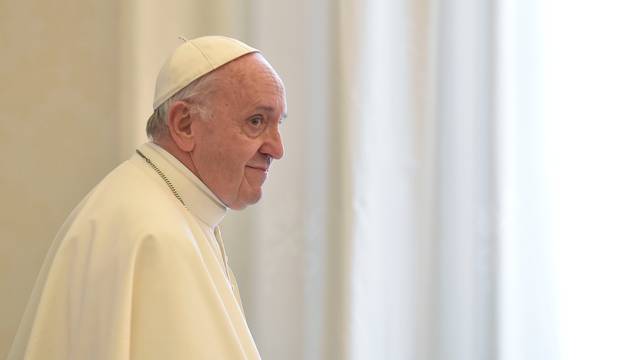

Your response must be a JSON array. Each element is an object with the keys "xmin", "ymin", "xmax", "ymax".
[{"xmin": 255, "ymin": 106, "xmax": 287, "ymax": 120}]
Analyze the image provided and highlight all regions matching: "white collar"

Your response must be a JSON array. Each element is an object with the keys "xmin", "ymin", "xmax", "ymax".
[{"xmin": 136, "ymin": 142, "xmax": 227, "ymax": 228}]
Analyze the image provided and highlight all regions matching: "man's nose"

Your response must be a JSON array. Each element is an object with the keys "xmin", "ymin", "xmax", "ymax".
[{"xmin": 260, "ymin": 126, "xmax": 284, "ymax": 160}]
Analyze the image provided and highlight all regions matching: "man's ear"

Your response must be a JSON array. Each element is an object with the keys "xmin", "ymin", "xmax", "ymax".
[{"xmin": 167, "ymin": 101, "xmax": 195, "ymax": 152}]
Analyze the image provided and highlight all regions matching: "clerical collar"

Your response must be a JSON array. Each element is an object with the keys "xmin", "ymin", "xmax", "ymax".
[{"xmin": 135, "ymin": 142, "xmax": 227, "ymax": 228}]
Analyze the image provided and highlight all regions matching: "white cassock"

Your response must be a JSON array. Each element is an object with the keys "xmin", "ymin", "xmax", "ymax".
[{"xmin": 8, "ymin": 142, "xmax": 260, "ymax": 360}]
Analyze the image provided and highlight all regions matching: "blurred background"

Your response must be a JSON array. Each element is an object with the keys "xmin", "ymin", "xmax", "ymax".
[{"xmin": 1, "ymin": 0, "xmax": 639, "ymax": 359}]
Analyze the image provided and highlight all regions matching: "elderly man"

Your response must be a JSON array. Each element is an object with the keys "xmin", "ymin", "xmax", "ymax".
[{"xmin": 8, "ymin": 36, "xmax": 285, "ymax": 359}]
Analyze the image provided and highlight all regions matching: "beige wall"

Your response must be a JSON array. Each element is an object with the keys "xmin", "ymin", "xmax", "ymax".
[{"xmin": 0, "ymin": 1, "xmax": 121, "ymax": 357}]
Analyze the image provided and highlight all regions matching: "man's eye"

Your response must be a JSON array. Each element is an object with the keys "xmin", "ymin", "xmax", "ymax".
[
  {"xmin": 243, "ymin": 115, "xmax": 268, "ymax": 137},
  {"xmin": 249, "ymin": 116, "xmax": 264, "ymax": 127}
]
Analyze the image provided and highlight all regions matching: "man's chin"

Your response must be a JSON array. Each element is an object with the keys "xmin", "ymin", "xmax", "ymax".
[{"xmin": 228, "ymin": 190, "xmax": 262, "ymax": 210}]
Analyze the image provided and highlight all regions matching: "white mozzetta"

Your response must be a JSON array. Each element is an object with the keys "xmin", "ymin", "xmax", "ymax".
[{"xmin": 8, "ymin": 142, "xmax": 259, "ymax": 360}]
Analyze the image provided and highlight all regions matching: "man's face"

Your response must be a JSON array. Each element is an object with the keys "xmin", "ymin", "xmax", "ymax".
[{"xmin": 190, "ymin": 53, "xmax": 287, "ymax": 210}]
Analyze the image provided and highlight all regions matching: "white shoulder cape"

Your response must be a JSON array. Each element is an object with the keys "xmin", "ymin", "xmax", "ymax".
[{"xmin": 8, "ymin": 148, "xmax": 260, "ymax": 360}]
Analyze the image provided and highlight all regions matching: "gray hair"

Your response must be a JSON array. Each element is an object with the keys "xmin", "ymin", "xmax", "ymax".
[{"xmin": 145, "ymin": 71, "xmax": 217, "ymax": 139}]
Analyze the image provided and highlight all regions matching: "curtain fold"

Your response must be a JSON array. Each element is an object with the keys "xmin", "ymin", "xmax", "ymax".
[{"xmin": 337, "ymin": 0, "xmax": 434, "ymax": 358}]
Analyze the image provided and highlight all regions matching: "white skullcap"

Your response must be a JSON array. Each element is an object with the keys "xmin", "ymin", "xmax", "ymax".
[{"xmin": 152, "ymin": 36, "xmax": 259, "ymax": 109}]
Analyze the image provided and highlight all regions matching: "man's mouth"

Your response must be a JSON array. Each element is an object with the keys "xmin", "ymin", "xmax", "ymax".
[{"xmin": 247, "ymin": 165, "xmax": 268, "ymax": 172}]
